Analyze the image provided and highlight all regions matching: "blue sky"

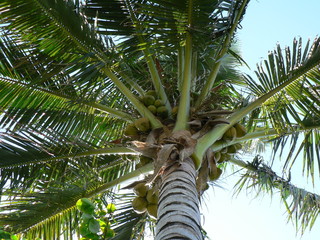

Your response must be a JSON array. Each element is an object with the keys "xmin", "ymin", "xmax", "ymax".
[{"xmin": 202, "ymin": 1, "xmax": 320, "ymax": 239}]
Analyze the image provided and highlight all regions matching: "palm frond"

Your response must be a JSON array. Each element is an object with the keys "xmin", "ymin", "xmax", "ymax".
[
  {"xmin": 109, "ymin": 193, "xmax": 153, "ymax": 240},
  {"xmin": 244, "ymin": 37, "xmax": 320, "ymax": 132},
  {"xmin": 0, "ymin": 77, "xmax": 131, "ymax": 137},
  {"xmin": 0, "ymin": 0, "xmax": 107, "ymax": 61},
  {"xmin": 233, "ymin": 155, "xmax": 320, "ymax": 234},
  {"xmin": 1, "ymin": 185, "xmax": 83, "ymax": 236},
  {"xmin": 0, "ymin": 159, "xmax": 139, "ymax": 237},
  {"xmin": 0, "ymin": 126, "xmax": 138, "ymax": 194},
  {"xmin": 82, "ymin": 0, "xmax": 249, "ymax": 60},
  {"xmin": 0, "ymin": 27, "xmax": 133, "ymax": 120},
  {"xmin": 240, "ymin": 37, "xmax": 320, "ymax": 180},
  {"xmin": 0, "ymin": 1, "xmax": 142, "ymax": 123},
  {"xmin": 195, "ymin": 0, "xmax": 250, "ymax": 106},
  {"xmin": 268, "ymin": 126, "xmax": 320, "ymax": 183}
]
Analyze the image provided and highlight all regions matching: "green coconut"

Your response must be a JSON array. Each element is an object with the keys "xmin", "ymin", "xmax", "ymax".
[
  {"xmin": 234, "ymin": 123, "xmax": 247, "ymax": 137},
  {"xmin": 147, "ymin": 105, "xmax": 157, "ymax": 114},
  {"xmin": 171, "ymin": 106, "xmax": 179, "ymax": 116},
  {"xmin": 217, "ymin": 153, "xmax": 231, "ymax": 163},
  {"xmin": 209, "ymin": 167, "xmax": 223, "ymax": 181},
  {"xmin": 154, "ymin": 99, "xmax": 164, "ymax": 107},
  {"xmin": 156, "ymin": 106, "xmax": 168, "ymax": 118},
  {"xmin": 234, "ymin": 143, "xmax": 242, "ymax": 151},
  {"xmin": 143, "ymin": 95, "xmax": 156, "ymax": 106},
  {"xmin": 146, "ymin": 90, "xmax": 157, "ymax": 98},
  {"xmin": 146, "ymin": 188, "xmax": 159, "ymax": 204},
  {"xmin": 133, "ymin": 183, "xmax": 149, "ymax": 197},
  {"xmin": 147, "ymin": 204, "xmax": 158, "ymax": 219},
  {"xmin": 227, "ymin": 144, "xmax": 237, "ymax": 154},
  {"xmin": 222, "ymin": 126, "xmax": 237, "ymax": 141},
  {"xmin": 220, "ymin": 147, "xmax": 228, "ymax": 154},
  {"xmin": 134, "ymin": 117, "xmax": 151, "ymax": 132},
  {"xmin": 132, "ymin": 197, "xmax": 148, "ymax": 214},
  {"xmin": 214, "ymin": 151, "xmax": 221, "ymax": 162},
  {"xmin": 124, "ymin": 123, "xmax": 139, "ymax": 137}
]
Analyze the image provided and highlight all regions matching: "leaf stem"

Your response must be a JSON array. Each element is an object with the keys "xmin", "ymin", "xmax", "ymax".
[
  {"xmin": 123, "ymin": 0, "xmax": 171, "ymax": 112},
  {"xmin": 87, "ymin": 163, "xmax": 153, "ymax": 197},
  {"xmin": 0, "ymin": 77, "xmax": 132, "ymax": 120},
  {"xmin": 174, "ymin": 0, "xmax": 194, "ymax": 131},
  {"xmin": 102, "ymin": 68, "xmax": 163, "ymax": 128},
  {"xmin": 210, "ymin": 129, "xmax": 278, "ymax": 152},
  {"xmin": 174, "ymin": 33, "xmax": 192, "ymax": 131}
]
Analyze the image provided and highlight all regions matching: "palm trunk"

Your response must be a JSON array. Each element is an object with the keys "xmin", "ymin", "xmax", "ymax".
[{"xmin": 155, "ymin": 157, "xmax": 203, "ymax": 240}]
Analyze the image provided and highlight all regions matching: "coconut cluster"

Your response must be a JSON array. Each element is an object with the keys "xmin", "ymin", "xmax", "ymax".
[
  {"xmin": 124, "ymin": 90, "xmax": 169, "ymax": 141},
  {"xmin": 142, "ymin": 90, "xmax": 168, "ymax": 119},
  {"xmin": 213, "ymin": 123, "xmax": 246, "ymax": 164},
  {"xmin": 195, "ymin": 121, "xmax": 247, "ymax": 195},
  {"xmin": 131, "ymin": 183, "xmax": 159, "ymax": 219},
  {"xmin": 123, "ymin": 90, "xmax": 248, "ymax": 200},
  {"xmin": 124, "ymin": 118, "xmax": 151, "ymax": 140}
]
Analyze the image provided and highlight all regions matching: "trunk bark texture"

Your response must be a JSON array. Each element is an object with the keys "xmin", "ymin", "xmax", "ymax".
[{"xmin": 155, "ymin": 157, "xmax": 203, "ymax": 240}]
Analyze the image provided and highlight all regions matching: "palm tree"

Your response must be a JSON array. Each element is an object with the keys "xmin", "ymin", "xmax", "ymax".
[{"xmin": 0, "ymin": 0, "xmax": 320, "ymax": 239}]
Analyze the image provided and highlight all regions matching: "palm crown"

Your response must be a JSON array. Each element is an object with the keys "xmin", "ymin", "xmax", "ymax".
[{"xmin": 0, "ymin": 0, "xmax": 320, "ymax": 239}]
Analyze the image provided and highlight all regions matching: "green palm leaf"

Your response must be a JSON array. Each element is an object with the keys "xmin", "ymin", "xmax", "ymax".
[
  {"xmin": 245, "ymin": 37, "xmax": 320, "ymax": 131},
  {"xmin": 269, "ymin": 127, "xmax": 320, "ymax": 182},
  {"xmin": 0, "ymin": 158, "xmax": 141, "ymax": 237},
  {"xmin": 234, "ymin": 155, "xmax": 320, "ymax": 234},
  {"xmin": 0, "ymin": 127, "xmax": 140, "ymax": 193},
  {"xmin": 0, "ymin": 0, "xmax": 106, "ymax": 61},
  {"xmin": 241, "ymin": 37, "xmax": 320, "ymax": 180}
]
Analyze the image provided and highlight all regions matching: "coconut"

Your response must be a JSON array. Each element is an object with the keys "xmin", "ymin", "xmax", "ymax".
[
  {"xmin": 171, "ymin": 106, "xmax": 179, "ymax": 116},
  {"xmin": 227, "ymin": 144, "xmax": 237, "ymax": 154},
  {"xmin": 147, "ymin": 105, "xmax": 157, "ymax": 114},
  {"xmin": 209, "ymin": 167, "xmax": 222, "ymax": 181},
  {"xmin": 134, "ymin": 117, "xmax": 151, "ymax": 132},
  {"xmin": 234, "ymin": 123, "xmax": 247, "ymax": 137},
  {"xmin": 146, "ymin": 189, "xmax": 159, "ymax": 204},
  {"xmin": 156, "ymin": 106, "xmax": 168, "ymax": 118},
  {"xmin": 154, "ymin": 99, "xmax": 163, "ymax": 107},
  {"xmin": 222, "ymin": 126, "xmax": 237, "ymax": 141},
  {"xmin": 147, "ymin": 204, "xmax": 158, "ymax": 219},
  {"xmin": 124, "ymin": 123, "xmax": 139, "ymax": 137},
  {"xmin": 234, "ymin": 143, "xmax": 242, "ymax": 151},
  {"xmin": 146, "ymin": 90, "xmax": 157, "ymax": 98},
  {"xmin": 132, "ymin": 197, "xmax": 148, "ymax": 214},
  {"xmin": 220, "ymin": 147, "xmax": 228, "ymax": 154},
  {"xmin": 217, "ymin": 153, "xmax": 230, "ymax": 163},
  {"xmin": 133, "ymin": 183, "xmax": 149, "ymax": 197},
  {"xmin": 142, "ymin": 95, "xmax": 155, "ymax": 106},
  {"xmin": 203, "ymin": 183, "xmax": 210, "ymax": 191}
]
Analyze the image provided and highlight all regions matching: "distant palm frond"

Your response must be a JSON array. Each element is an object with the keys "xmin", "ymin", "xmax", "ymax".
[{"xmin": 234, "ymin": 155, "xmax": 320, "ymax": 234}]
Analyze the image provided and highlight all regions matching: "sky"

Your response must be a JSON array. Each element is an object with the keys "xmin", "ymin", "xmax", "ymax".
[{"xmin": 202, "ymin": 0, "xmax": 320, "ymax": 240}]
